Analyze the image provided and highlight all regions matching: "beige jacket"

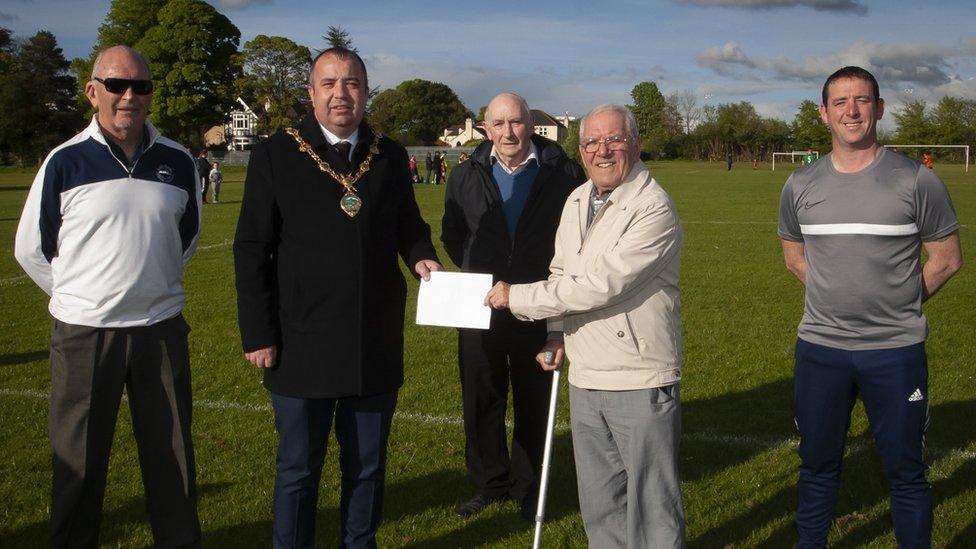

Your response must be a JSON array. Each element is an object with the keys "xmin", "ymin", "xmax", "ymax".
[{"xmin": 509, "ymin": 163, "xmax": 682, "ymax": 390}]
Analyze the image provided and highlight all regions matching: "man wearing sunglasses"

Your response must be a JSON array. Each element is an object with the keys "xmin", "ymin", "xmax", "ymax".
[
  {"xmin": 487, "ymin": 104, "xmax": 685, "ymax": 547},
  {"xmin": 15, "ymin": 45, "xmax": 202, "ymax": 548}
]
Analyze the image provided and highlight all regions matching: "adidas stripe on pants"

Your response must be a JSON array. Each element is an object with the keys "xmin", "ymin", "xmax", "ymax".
[{"xmin": 793, "ymin": 339, "xmax": 932, "ymax": 548}]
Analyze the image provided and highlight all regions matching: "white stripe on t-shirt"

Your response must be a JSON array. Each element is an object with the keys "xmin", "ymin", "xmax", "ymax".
[{"xmin": 799, "ymin": 223, "xmax": 919, "ymax": 236}]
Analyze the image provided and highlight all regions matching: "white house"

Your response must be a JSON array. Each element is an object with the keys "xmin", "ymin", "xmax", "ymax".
[
  {"xmin": 440, "ymin": 118, "xmax": 486, "ymax": 147},
  {"xmin": 226, "ymin": 97, "xmax": 260, "ymax": 151}
]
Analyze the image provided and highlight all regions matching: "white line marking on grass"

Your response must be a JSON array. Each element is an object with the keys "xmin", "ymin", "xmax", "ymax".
[
  {"xmin": 2, "ymin": 388, "xmax": 973, "ymax": 459},
  {"xmin": 683, "ymin": 221, "xmax": 776, "ymax": 225},
  {"xmin": 0, "ymin": 275, "xmax": 27, "ymax": 286},
  {"xmin": 198, "ymin": 240, "xmax": 232, "ymax": 250}
]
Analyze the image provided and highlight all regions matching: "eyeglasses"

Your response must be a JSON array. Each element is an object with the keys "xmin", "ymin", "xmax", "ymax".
[
  {"xmin": 580, "ymin": 135, "xmax": 630, "ymax": 153},
  {"xmin": 93, "ymin": 77, "xmax": 153, "ymax": 95}
]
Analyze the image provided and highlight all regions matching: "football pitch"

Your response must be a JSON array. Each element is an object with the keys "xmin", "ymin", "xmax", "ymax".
[{"xmin": 1, "ymin": 161, "xmax": 973, "ymax": 547}]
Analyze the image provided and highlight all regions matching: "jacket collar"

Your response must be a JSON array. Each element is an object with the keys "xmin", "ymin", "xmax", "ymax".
[
  {"xmin": 84, "ymin": 115, "xmax": 160, "ymax": 149},
  {"xmin": 296, "ymin": 114, "xmax": 375, "ymax": 152},
  {"xmin": 470, "ymin": 133, "xmax": 565, "ymax": 171}
]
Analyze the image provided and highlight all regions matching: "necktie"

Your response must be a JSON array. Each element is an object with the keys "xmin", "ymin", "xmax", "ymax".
[{"xmin": 334, "ymin": 141, "xmax": 352, "ymax": 174}]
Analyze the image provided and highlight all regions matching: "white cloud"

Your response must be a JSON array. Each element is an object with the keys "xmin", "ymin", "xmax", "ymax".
[
  {"xmin": 677, "ymin": 0, "xmax": 867, "ymax": 14},
  {"xmin": 698, "ymin": 40, "xmax": 959, "ymax": 88},
  {"xmin": 696, "ymin": 41, "xmax": 757, "ymax": 77},
  {"xmin": 216, "ymin": 0, "xmax": 272, "ymax": 8}
]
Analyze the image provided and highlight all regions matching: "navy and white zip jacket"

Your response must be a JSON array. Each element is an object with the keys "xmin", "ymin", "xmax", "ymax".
[{"xmin": 15, "ymin": 117, "xmax": 201, "ymax": 328}]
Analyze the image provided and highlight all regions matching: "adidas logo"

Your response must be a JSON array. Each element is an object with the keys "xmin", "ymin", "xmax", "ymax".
[{"xmin": 908, "ymin": 388, "xmax": 924, "ymax": 402}]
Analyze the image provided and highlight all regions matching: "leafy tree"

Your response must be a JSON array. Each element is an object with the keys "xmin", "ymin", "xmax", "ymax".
[
  {"xmin": 563, "ymin": 119, "xmax": 581, "ymax": 163},
  {"xmin": 238, "ymin": 35, "xmax": 310, "ymax": 133},
  {"xmin": 0, "ymin": 30, "xmax": 82, "ymax": 165},
  {"xmin": 369, "ymin": 79, "xmax": 468, "ymax": 145},
  {"xmin": 136, "ymin": 0, "xmax": 241, "ymax": 147},
  {"xmin": 75, "ymin": 0, "xmax": 169, "ymax": 110},
  {"xmin": 929, "ymin": 97, "xmax": 976, "ymax": 149},
  {"xmin": 96, "ymin": 0, "xmax": 168, "ymax": 48},
  {"xmin": 323, "ymin": 25, "xmax": 356, "ymax": 52},
  {"xmin": 628, "ymin": 81, "xmax": 682, "ymax": 158},
  {"xmin": 892, "ymin": 99, "xmax": 932, "ymax": 145},
  {"xmin": 791, "ymin": 100, "xmax": 831, "ymax": 153}
]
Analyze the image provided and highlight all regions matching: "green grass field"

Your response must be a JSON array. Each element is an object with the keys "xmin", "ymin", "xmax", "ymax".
[{"xmin": 1, "ymin": 161, "xmax": 973, "ymax": 548}]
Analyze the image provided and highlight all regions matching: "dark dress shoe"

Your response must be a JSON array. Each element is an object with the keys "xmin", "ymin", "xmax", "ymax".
[{"xmin": 455, "ymin": 493, "xmax": 505, "ymax": 518}]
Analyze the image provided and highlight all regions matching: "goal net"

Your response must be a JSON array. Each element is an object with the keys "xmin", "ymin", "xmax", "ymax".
[
  {"xmin": 771, "ymin": 151, "xmax": 820, "ymax": 171},
  {"xmin": 882, "ymin": 145, "xmax": 970, "ymax": 172}
]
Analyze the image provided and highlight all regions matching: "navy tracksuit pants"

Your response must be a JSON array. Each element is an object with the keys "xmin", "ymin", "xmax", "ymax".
[{"xmin": 793, "ymin": 339, "xmax": 932, "ymax": 548}]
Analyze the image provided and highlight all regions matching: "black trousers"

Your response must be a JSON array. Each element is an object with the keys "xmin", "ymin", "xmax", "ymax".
[
  {"xmin": 457, "ymin": 318, "xmax": 552, "ymax": 502},
  {"xmin": 48, "ymin": 315, "xmax": 200, "ymax": 549}
]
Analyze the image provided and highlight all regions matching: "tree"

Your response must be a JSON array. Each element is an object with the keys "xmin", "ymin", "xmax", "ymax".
[
  {"xmin": 629, "ymin": 81, "xmax": 682, "ymax": 158},
  {"xmin": 669, "ymin": 90, "xmax": 702, "ymax": 134},
  {"xmin": 563, "ymin": 119, "xmax": 581, "ymax": 163},
  {"xmin": 322, "ymin": 25, "xmax": 356, "ymax": 52},
  {"xmin": 238, "ymin": 35, "xmax": 310, "ymax": 133},
  {"xmin": 74, "ymin": 0, "xmax": 169, "ymax": 111},
  {"xmin": 790, "ymin": 100, "xmax": 831, "ymax": 153},
  {"xmin": 0, "ymin": 30, "xmax": 82, "ymax": 165},
  {"xmin": 96, "ymin": 0, "xmax": 168, "ymax": 49},
  {"xmin": 136, "ymin": 0, "xmax": 241, "ymax": 147},
  {"xmin": 892, "ymin": 99, "xmax": 932, "ymax": 145},
  {"xmin": 369, "ymin": 79, "xmax": 468, "ymax": 145},
  {"xmin": 929, "ymin": 97, "xmax": 976, "ymax": 149}
]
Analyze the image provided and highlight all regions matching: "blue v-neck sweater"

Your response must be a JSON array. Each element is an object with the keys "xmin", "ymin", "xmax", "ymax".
[{"xmin": 492, "ymin": 160, "xmax": 539, "ymax": 237}]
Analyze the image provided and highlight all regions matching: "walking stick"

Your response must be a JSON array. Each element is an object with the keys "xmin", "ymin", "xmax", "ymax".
[{"xmin": 533, "ymin": 351, "xmax": 560, "ymax": 549}]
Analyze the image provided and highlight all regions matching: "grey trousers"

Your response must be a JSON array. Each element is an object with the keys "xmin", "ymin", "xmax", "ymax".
[
  {"xmin": 569, "ymin": 383, "xmax": 685, "ymax": 549},
  {"xmin": 48, "ymin": 315, "xmax": 200, "ymax": 549}
]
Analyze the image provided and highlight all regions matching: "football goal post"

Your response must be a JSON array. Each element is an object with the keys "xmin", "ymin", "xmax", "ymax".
[
  {"xmin": 882, "ymin": 145, "xmax": 969, "ymax": 172},
  {"xmin": 772, "ymin": 151, "xmax": 820, "ymax": 171}
]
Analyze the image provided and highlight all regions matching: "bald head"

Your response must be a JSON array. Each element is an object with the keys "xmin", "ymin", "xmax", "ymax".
[
  {"xmin": 91, "ymin": 45, "xmax": 152, "ymax": 80},
  {"xmin": 483, "ymin": 92, "xmax": 534, "ymax": 169}
]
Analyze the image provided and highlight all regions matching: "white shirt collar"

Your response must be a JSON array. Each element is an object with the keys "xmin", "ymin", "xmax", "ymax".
[
  {"xmin": 319, "ymin": 124, "xmax": 359, "ymax": 160},
  {"xmin": 490, "ymin": 141, "xmax": 539, "ymax": 176}
]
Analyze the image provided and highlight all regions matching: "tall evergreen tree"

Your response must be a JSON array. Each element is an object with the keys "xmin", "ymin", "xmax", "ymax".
[
  {"xmin": 0, "ymin": 30, "xmax": 82, "ymax": 165},
  {"xmin": 791, "ymin": 100, "xmax": 831, "ymax": 153},
  {"xmin": 136, "ymin": 0, "xmax": 241, "ymax": 147}
]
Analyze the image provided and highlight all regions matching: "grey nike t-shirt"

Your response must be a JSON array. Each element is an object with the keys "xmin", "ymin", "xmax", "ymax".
[{"xmin": 778, "ymin": 148, "xmax": 959, "ymax": 350}]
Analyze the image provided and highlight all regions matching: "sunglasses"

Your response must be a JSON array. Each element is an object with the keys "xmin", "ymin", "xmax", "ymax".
[{"xmin": 93, "ymin": 77, "xmax": 153, "ymax": 95}]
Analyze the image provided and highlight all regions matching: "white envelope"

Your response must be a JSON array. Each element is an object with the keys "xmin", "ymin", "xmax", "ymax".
[{"xmin": 416, "ymin": 271, "xmax": 492, "ymax": 329}]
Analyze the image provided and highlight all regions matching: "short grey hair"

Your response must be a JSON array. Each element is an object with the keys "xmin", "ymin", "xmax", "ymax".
[
  {"xmin": 579, "ymin": 104, "xmax": 638, "ymax": 140},
  {"xmin": 91, "ymin": 45, "xmax": 153, "ymax": 80},
  {"xmin": 484, "ymin": 92, "xmax": 532, "ymax": 125}
]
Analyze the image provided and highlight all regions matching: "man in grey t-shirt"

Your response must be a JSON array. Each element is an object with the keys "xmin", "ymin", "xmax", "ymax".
[{"xmin": 778, "ymin": 66, "xmax": 962, "ymax": 548}]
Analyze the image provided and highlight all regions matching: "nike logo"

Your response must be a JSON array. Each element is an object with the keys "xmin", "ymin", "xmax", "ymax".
[{"xmin": 803, "ymin": 200, "xmax": 825, "ymax": 210}]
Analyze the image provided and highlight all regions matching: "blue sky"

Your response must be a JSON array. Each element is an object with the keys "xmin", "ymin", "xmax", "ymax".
[{"xmin": 5, "ymin": 0, "xmax": 976, "ymax": 129}]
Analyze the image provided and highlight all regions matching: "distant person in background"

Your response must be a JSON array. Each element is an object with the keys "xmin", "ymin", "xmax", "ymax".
[
  {"xmin": 442, "ymin": 92, "xmax": 585, "ymax": 520},
  {"xmin": 425, "ymin": 151, "xmax": 434, "ymax": 183},
  {"xmin": 779, "ymin": 65, "xmax": 962, "ymax": 548},
  {"xmin": 433, "ymin": 151, "xmax": 443, "ymax": 184},
  {"xmin": 726, "ymin": 150, "xmax": 733, "ymax": 171},
  {"xmin": 440, "ymin": 152, "xmax": 449, "ymax": 182},
  {"xmin": 209, "ymin": 161, "xmax": 223, "ymax": 203},
  {"xmin": 195, "ymin": 149, "xmax": 211, "ymax": 203},
  {"xmin": 409, "ymin": 155, "xmax": 420, "ymax": 183},
  {"xmin": 14, "ymin": 44, "xmax": 202, "ymax": 548},
  {"xmin": 922, "ymin": 150, "xmax": 934, "ymax": 169}
]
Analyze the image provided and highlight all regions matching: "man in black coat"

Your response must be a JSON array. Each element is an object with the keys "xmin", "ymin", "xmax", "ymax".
[
  {"xmin": 234, "ymin": 47, "xmax": 441, "ymax": 549},
  {"xmin": 442, "ymin": 92, "xmax": 585, "ymax": 519}
]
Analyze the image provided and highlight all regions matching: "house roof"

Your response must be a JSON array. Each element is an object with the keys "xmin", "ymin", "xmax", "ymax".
[{"xmin": 531, "ymin": 109, "xmax": 564, "ymax": 128}]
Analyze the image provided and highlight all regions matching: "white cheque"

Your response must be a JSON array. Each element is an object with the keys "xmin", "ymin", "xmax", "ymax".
[{"xmin": 416, "ymin": 271, "xmax": 492, "ymax": 330}]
